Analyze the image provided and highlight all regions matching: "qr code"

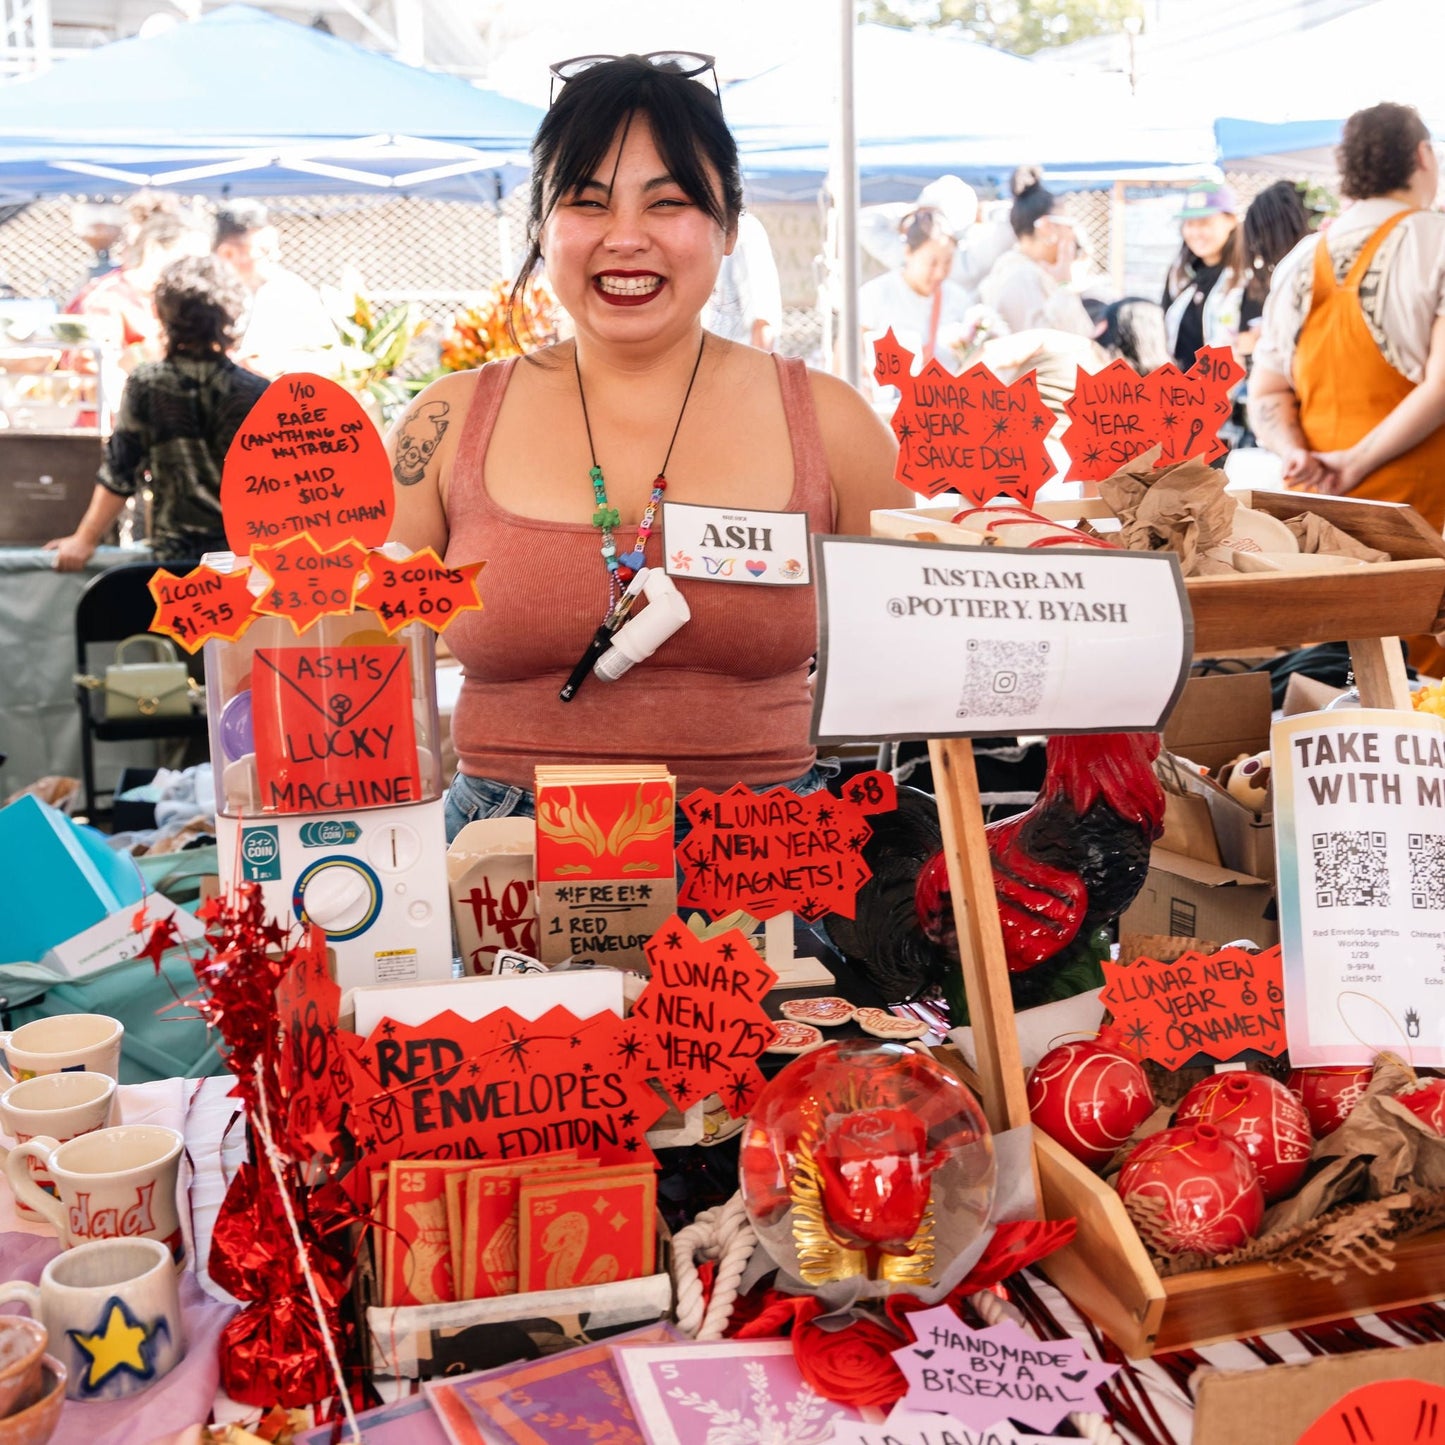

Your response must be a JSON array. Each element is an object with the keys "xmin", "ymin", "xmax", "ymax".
[
  {"xmin": 1408, "ymin": 833, "xmax": 1445, "ymax": 909},
  {"xmin": 957, "ymin": 639, "xmax": 1050, "ymax": 718},
  {"xmin": 1312, "ymin": 830, "xmax": 1390, "ymax": 908}
]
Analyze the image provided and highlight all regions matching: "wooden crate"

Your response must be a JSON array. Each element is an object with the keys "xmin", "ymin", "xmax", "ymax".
[
  {"xmin": 884, "ymin": 490, "xmax": 1445, "ymax": 1357},
  {"xmin": 872, "ymin": 490, "xmax": 1445, "ymax": 656}
]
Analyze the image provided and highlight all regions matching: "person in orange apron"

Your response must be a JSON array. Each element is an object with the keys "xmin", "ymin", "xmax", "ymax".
[{"xmin": 1249, "ymin": 103, "xmax": 1445, "ymax": 675}]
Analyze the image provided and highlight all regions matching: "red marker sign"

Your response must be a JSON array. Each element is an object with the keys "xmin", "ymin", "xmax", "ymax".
[
  {"xmin": 361, "ymin": 547, "xmax": 484, "ymax": 637},
  {"xmin": 1299, "ymin": 1379, "xmax": 1445, "ymax": 1445},
  {"xmin": 252, "ymin": 533, "xmax": 369, "ymax": 633},
  {"xmin": 873, "ymin": 328, "xmax": 1057, "ymax": 505},
  {"xmin": 221, "ymin": 374, "xmax": 393, "ymax": 556},
  {"xmin": 147, "ymin": 563, "xmax": 257, "ymax": 653}
]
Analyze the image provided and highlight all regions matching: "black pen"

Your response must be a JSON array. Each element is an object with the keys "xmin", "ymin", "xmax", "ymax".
[{"xmin": 558, "ymin": 624, "xmax": 614, "ymax": 702}]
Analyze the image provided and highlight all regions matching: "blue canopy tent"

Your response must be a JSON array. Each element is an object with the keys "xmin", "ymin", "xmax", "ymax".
[
  {"xmin": 728, "ymin": 24, "xmax": 1216, "ymax": 201},
  {"xmin": 0, "ymin": 5, "xmax": 542, "ymax": 202}
]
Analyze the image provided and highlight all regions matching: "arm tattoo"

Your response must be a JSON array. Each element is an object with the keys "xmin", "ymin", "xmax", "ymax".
[
  {"xmin": 392, "ymin": 399, "xmax": 451, "ymax": 486},
  {"xmin": 1247, "ymin": 391, "xmax": 1306, "ymax": 454}
]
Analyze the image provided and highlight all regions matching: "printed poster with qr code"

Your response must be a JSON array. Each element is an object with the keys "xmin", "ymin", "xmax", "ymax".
[
  {"xmin": 809, "ymin": 535, "xmax": 1191, "ymax": 744},
  {"xmin": 1273, "ymin": 708, "xmax": 1445, "ymax": 1066}
]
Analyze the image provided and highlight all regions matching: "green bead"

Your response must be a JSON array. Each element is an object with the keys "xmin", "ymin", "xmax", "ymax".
[
  {"xmin": 589, "ymin": 465, "xmax": 604, "ymax": 481},
  {"xmin": 593, "ymin": 506, "xmax": 620, "ymax": 529}
]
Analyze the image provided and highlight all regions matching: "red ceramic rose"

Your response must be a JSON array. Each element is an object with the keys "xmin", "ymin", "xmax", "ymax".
[
  {"xmin": 793, "ymin": 1312, "xmax": 908, "ymax": 1411},
  {"xmin": 813, "ymin": 1107, "xmax": 947, "ymax": 1251}
]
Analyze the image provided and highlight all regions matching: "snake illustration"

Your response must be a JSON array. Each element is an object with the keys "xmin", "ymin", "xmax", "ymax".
[{"xmin": 541, "ymin": 1211, "xmax": 620, "ymax": 1289}]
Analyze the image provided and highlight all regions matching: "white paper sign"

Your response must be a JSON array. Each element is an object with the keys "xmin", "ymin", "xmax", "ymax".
[
  {"xmin": 811, "ymin": 536, "xmax": 1191, "ymax": 743},
  {"xmin": 826, "ymin": 1407, "xmax": 1065, "ymax": 1444},
  {"xmin": 1273, "ymin": 707, "xmax": 1445, "ymax": 1066},
  {"xmin": 662, "ymin": 502, "xmax": 811, "ymax": 584}
]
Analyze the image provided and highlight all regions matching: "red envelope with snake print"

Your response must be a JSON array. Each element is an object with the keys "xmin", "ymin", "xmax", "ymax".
[{"xmin": 515, "ymin": 1165, "xmax": 657, "ymax": 1294}]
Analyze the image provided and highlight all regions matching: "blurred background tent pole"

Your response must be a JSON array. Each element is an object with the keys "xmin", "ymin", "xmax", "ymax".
[{"xmin": 833, "ymin": 0, "xmax": 861, "ymax": 385}]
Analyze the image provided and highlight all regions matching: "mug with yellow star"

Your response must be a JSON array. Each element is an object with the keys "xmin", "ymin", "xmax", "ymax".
[{"xmin": 0, "ymin": 1237, "xmax": 184, "ymax": 1401}]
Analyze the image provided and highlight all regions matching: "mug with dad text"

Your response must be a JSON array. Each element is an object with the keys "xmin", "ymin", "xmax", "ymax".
[
  {"xmin": 0, "ymin": 1236, "xmax": 184, "ymax": 1401},
  {"xmin": 5, "ymin": 1124, "xmax": 185, "ymax": 1264},
  {"xmin": 0, "ymin": 1071, "xmax": 117, "ymax": 1221},
  {"xmin": 0, "ymin": 1013, "xmax": 124, "ymax": 1087}
]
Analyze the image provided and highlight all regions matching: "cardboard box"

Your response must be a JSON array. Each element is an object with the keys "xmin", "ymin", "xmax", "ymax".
[{"xmin": 1118, "ymin": 846, "xmax": 1278, "ymax": 950}]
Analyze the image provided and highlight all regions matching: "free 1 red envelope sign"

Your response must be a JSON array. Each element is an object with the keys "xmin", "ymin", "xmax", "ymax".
[{"xmin": 810, "ymin": 536, "xmax": 1192, "ymax": 744}]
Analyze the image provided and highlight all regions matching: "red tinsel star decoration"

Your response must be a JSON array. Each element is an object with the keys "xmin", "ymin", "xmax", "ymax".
[{"xmin": 132, "ymin": 909, "xmax": 182, "ymax": 972}]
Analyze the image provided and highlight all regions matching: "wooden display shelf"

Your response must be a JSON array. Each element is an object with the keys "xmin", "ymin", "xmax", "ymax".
[
  {"xmin": 877, "ymin": 494, "xmax": 1445, "ymax": 1358},
  {"xmin": 873, "ymin": 490, "xmax": 1445, "ymax": 656}
]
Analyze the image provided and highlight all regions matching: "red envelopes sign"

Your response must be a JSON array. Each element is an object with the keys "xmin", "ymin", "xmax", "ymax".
[
  {"xmin": 1101, "ymin": 944, "xmax": 1286, "ymax": 1070},
  {"xmin": 1299, "ymin": 1380, "xmax": 1445, "ymax": 1445},
  {"xmin": 250, "ymin": 645, "xmax": 420, "ymax": 814},
  {"xmin": 1062, "ymin": 346, "xmax": 1245, "ymax": 480},
  {"xmin": 221, "ymin": 374, "xmax": 392, "ymax": 556},
  {"xmin": 361, "ymin": 547, "xmax": 485, "ymax": 637},
  {"xmin": 631, "ymin": 918, "xmax": 778, "ymax": 1115},
  {"xmin": 252, "ymin": 533, "xmax": 370, "ymax": 633},
  {"xmin": 147, "ymin": 563, "xmax": 258, "ymax": 653},
  {"xmin": 677, "ymin": 771, "xmax": 897, "ymax": 922},
  {"xmin": 873, "ymin": 328, "xmax": 1057, "ymax": 505},
  {"xmin": 343, "ymin": 1004, "xmax": 667, "ymax": 1169}
]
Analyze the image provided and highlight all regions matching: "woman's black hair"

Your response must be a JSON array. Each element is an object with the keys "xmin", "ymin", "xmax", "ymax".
[
  {"xmin": 899, "ymin": 206, "xmax": 954, "ymax": 253},
  {"xmin": 1008, "ymin": 163, "xmax": 1054, "ymax": 238},
  {"xmin": 155, "ymin": 255, "xmax": 249, "ymax": 358},
  {"xmin": 1242, "ymin": 181, "xmax": 1311, "ymax": 302},
  {"xmin": 507, "ymin": 56, "xmax": 744, "ymax": 349}
]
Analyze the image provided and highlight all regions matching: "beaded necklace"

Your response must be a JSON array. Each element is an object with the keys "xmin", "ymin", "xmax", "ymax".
[{"xmin": 575, "ymin": 333, "xmax": 706, "ymax": 621}]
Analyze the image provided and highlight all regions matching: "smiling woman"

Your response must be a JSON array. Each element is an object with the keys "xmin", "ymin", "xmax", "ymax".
[{"xmin": 385, "ymin": 54, "xmax": 907, "ymax": 840}]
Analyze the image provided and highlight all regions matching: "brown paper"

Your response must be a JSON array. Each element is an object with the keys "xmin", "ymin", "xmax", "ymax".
[
  {"xmin": 1285, "ymin": 512, "xmax": 1390, "ymax": 563},
  {"xmin": 1097, "ymin": 447, "xmax": 1239, "ymax": 577}
]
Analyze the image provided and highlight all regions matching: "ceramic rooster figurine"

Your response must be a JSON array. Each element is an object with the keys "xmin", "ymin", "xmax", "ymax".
[{"xmin": 827, "ymin": 733, "xmax": 1165, "ymax": 1015}]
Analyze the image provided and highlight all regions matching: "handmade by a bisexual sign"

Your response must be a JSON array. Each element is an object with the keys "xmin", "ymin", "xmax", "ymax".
[
  {"xmin": 221, "ymin": 374, "xmax": 392, "ymax": 556},
  {"xmin": 1273, "ymin": 708, "xmax": 1445, "ymax": 1067},
  {"xmin": 250, "ymin": 646, "xmax": 420, "ymax": 814},
  {"xmin": 252, "ymin": 533, "xmax": 370, "ymax": 633},
  {"xmin": 362, "ymin": 547, "xmax": 485, "ymax": 636},
  {"xmin": 893, "ymin": 1307, "xmax": 1117, "ymax": 1435},
  {"xmin": 342, "ymin": 1004, "xmax": 667, "ymax": 1169},
  {"xmin": 632, "ymin": 918, "xmax": 778, "ymax": 1114},
  {"xmin": 1100, "ymin": 945, "xmax": 1286, "ymax": 1071},
  {"xmin": 147, "ymin": 564, "xmax": 258, "ymax": 654},
  {"xmin": 873, "ymin": 329, "xmax": 1057, "ymax": 505},
  {"xmin": 676, "ymin": 772, "xmax": 897, "ymax": 923},
  {"xmin": 1061, "ymin": 347, "xmax": 1244, "ymax": 480},
  {"xmin": 831, "ymin": 1410, "xmax": 1067, "ymax": 1445}
]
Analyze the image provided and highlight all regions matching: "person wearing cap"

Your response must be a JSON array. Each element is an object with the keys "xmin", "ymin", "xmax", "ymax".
[
  {"xmin": 1162, "ymin": 185, "xmax": 1245, "ymax": 370},
  {"xmin": 1249, "ymin": 102, "xmax": 1445, "ymax": 675}
]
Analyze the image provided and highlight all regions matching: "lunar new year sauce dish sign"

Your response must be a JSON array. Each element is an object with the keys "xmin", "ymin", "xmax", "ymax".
[{"xmin": 873, "ymin": 328, "xmax": 1057, "ymax": 505}]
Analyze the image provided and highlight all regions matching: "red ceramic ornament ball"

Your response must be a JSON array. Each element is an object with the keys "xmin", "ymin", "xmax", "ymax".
[
  {"xmin": 1026, "ymin": 1038, "xmax": 1155, "ymax": 1169},
  {"xmin": 1286, "ymin": 1065, "xmax": 1373, "ymax": 1138},
  {"xmin": 1175, "ymin": 1071, "xmax": 1312, "ymax": 1201},
  {"xmin": 1395, "ymin": 1076, "xmax": 1445, "ymax": 1135},
  {"xmin": 1116, "ymin": 1122, "xmax": 1264, "ymax": 1257}
]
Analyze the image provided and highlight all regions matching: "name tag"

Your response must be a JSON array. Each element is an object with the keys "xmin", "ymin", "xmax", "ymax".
[{"xmin": 661, "ymin": 503, "xmax": 811, "ymax": 585}]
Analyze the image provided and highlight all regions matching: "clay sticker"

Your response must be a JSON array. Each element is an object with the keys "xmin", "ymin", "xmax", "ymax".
[
  {"xmin": 361, "ymin": 546, "xmax": 485, "ymax": 636},
  {"xmin": 893, "ymin": 1306, "xmax": 1117, "ymax": 1435},
  {"xmin": 147, "ymin": 563, "xmax": 258, "ymax": 653},
  {"xmin": 1100, "ymin": 945, "xmax": 1286, "ymax": 1071},
  {"xmin": 250, "ymin": 645, "xmax": 421, "ymax": 814},
  {"xmin": 873, "ymin": 329, "xmax": 1057, "ymax": 505},
  {"xmin": 221, "ymin": 374, "xmax": 393, "ymax": 555}
]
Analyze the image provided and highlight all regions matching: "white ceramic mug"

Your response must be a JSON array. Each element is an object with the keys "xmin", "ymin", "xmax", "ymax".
[
  {"xmin": 0, "ymin": 1014, "xmax": 124, "ymax": 1087},
  {"xmin": 0, "ymin": 1236, "xmax": 184, "ymax": 1401},
  {"xmin": 0, "ymin": 1071, "xmax": 117, "ymax": 1221},
  {"xmin": 5, "ymin": 1124, "xmax": 185, "ymax": 1265}
]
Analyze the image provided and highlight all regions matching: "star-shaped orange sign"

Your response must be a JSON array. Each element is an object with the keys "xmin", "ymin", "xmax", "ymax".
[
  {"xmin": 147, "ymin": 563, "xmax": 257, "ymax": 653},
  {"xmin": 360, "ymin": 547, "xmax": 484, "ymax": 636},
  {"xmin": 251, "ymin": 532, "xmax": 369, "ymax": 633}
]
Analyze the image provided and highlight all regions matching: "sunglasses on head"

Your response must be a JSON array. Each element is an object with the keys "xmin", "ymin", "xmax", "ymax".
[{"xmin": 549, "ymin": 51, "xmax": 720, "ymax": 106}]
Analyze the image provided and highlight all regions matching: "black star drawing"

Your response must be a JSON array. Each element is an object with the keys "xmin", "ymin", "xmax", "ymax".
[
  {"xmin": 896, "ymin": 420, "xmax": 913, "ymax": 444},
  {"xmin": 380, "ymin": 1020, "xmax": 397, "ymax": 1037},
  {"xmin": 719, "ymin": 941, "xmax": 737, "ymax": 962},
  {"xmin": 616, "ymin": 1036, "xmax": 646, "ymax": 1065},
  {"xmin": 693, "ymin": 857, "xmax": 713, "ymax": 878},
  {"xmin": 1030, "ymin": 412, "xmax": 1047, "ymax": 431},
  {"xmin": 698, "ymin": 805, "xmax": 714, "ymax": 825},
  {"xmin": 583, "ymin": 1061, "xmax": 595, "ymax": 1074},
  {"xmin": 620, "ymin": 1110, "xmax": 639, "ymax": 1128},
  {"xmin": 326, "ymin": 1023, "xmax": 338, "ymax": 1038},
  {"xmin": 665, "ymin": 930, "xmax": 683, "ymax": 950},
  {"xmin": 1123, "ymin": 1020, "xmax": 1152, "ymax": 1051},
  {"xmin": 501, "ymin": 1023, "xmax": 535, "ymax": 1070},
  {"xmin": 847, "ymin": 832, "xmax": 868, "ymax": 852},
  {"xmin": 1161, "ymin": 411, "xmax": 1179, "ymax": 430},
  {"xmin": 358, "ymin": 1134, "xmax": 375, "ymax": 1153},
  {"xmin": 358, "ymin": 1052, "xmax": 374, "ymax": 1072},
  {"xmin": 726, "ymin": 1073, "xmax": 754, "ymax": 1111},
  {"xmin": 624, "ymin": 1137, "xmax": 641, "ymax": 1153},
  {"xmin": 816, "ymin": 805, "xmax": 834, "ymax": 825},
  {"xmin": 800, "ymin": 895, "xmax": 823, "ymax": 920},
  {"xmin": 1083, "ymin": 446, "xmax": 1103, "ymax": 468},
  {"xmin": 468, "ymin": 1061, "xmax": 482, "ymax": 1077},
  {"xmin": 672, "ymin": 1075, "xmax": 692, "ymax": 1097},
  {"xmin": 570, "ymin": 1035, "xmax": 583, "ymax": 1048},
  {"xmin": 990, "ymin": 417, "xmax": 1010, "ymax": 439},
  {"xmin": 638, "ymin": 884, "xmax": 652, "ymax": 899}
]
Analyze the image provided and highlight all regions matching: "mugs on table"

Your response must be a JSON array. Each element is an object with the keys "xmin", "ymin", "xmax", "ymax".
[
  {"xmin": 4, "ymin": 1125, "xmax": 185, "ymax": 1265},
  {"xmin": 0, "ymin": 1014, "xmax": 124, "ymax": 1087},
  {"xmin": 0, "ymin": 1315, "xmax": 47, "ymax": 1418},
  {"xmin": 0, "ymin": 1072, "xmax": 117, "ymax": 1222},
  {"xmin": 0, "ymin": 1237, "xmax": 184, "ymax": 1402}
]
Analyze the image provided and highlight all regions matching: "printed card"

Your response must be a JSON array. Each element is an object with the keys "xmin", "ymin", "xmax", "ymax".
[
  {"xmin": 462, "ymin": 1155, "xmax": 593, "ymax": 1300},
  {"xmin": 386, "ymin": 1160, "xmax": 474, "ymax": 1307},
  {"xmin": 516, "ymin": 1166, "xmax": 657, "ymax": 1294}
]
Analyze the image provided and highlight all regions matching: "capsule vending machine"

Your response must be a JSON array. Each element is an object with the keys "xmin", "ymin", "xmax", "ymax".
[{"xmin": 148, "ymin": 374, "xmax": 483, "ymax": 989}]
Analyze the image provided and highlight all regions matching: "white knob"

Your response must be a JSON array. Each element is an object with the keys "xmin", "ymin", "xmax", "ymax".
[{"xmin": 301, "ymin": 864, "xmax": 372, "ymax": 932}]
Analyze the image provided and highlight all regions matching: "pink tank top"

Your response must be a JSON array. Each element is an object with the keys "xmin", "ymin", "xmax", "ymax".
[{"xmin": 445, "ymin": 353, "xmax": 836, "ymax": 792}]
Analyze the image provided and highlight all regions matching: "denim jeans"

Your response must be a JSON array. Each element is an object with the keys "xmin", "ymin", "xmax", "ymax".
[{"xmin": 444, "ymin": 758, "xmax": 842, "ymax": 845}]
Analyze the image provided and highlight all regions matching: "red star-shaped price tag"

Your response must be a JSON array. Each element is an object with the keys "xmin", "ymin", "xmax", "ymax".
[
  {"xmin": 147, "ymin": 563, "xmax": 258, "ymax": 653},
  {"xmin": 874, "ymin": 329, "xmax": 1057, "ymax": 504},
  {"xmin": 251, "ymin": 532, "xmax": 369, "ymax": 633},
  {"xmin": 360, "ymin": 547, "xmax": 484, "ymax": 636}
]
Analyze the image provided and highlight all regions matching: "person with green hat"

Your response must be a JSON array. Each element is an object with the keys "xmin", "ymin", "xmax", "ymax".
[{"xmin": 1163, "ymin": 184, "xmax": 1245, "ymax": 369}]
